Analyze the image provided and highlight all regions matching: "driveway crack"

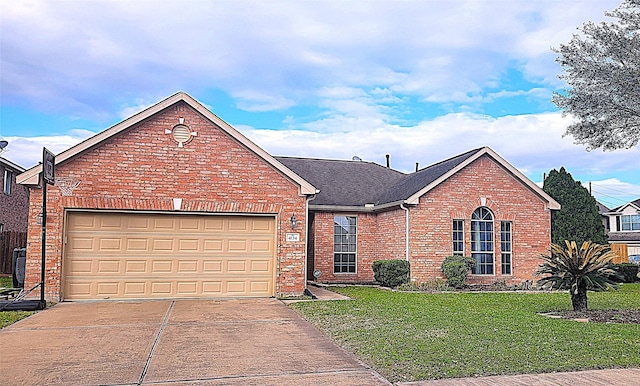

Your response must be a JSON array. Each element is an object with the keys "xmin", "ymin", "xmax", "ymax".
[{"xmin": 138, "ymin": 300, "xmax": 174, "ymax": 385}]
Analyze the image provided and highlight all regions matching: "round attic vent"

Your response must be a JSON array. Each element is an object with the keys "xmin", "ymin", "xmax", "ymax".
[
  {"xmin": 166, "ymin": 123, "xmax": 198, "ymax": 148},
  {"xmin": 172, "ymin": 125, "xmax": 191, "ymax": 143}
]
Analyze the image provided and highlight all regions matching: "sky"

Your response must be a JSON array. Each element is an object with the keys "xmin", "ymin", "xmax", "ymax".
[{"xmin": 1, "ymin": 0, "xmax": 639, "ymax": 209}]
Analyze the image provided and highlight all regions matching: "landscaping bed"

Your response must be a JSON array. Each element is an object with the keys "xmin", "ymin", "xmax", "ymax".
[{"xmin": 548, "ymin": 309, "xmax": 640, "ymax": 324}]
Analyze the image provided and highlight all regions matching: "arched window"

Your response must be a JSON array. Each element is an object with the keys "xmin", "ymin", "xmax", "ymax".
[{"xmin": 471, "ymin": 207, "xmax": 494, "ymax": 275}]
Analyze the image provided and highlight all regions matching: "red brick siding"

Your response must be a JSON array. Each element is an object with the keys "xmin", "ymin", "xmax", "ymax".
[
  {"xmin": 24, "ymin": 101, "xmax": 308, "ymax": 300},
  {"xmin": 409, "ymin": 155, "xmax": 550, "ymax": 284},
  {"xmin": 311, "ymin": 155, "xmax": 551, "ymax": 285},
  {"xmin": 1, "ymin": 162, "xmax": 29, "ymax": 232},
  {"xmin": 311, "ymin": 210, "xmax": 406, "ymax": 283}
]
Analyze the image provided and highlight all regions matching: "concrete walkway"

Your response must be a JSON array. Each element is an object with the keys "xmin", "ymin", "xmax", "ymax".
[
  {"xmin": 2, "ymin": 287, "xmax": 638, "ymax": 386},
  {"xmin": 398, "ymin": 368, "xmax": 640, "ymax": 385},
  {"xmin": 0, "ymin": 298, "xmax": 389, "ymax": 385}
]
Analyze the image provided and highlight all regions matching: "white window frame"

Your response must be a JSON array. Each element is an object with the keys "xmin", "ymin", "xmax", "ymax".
[
  {"xmin": 452, "ymin": 219, "xmax": 464, "ymax": 256},
  {"xmin": 3, "ymin": 169, "xmax": 12, "ymax": 195},
  {"xmin": 621, "ymin": 214, "xmax": 640, "ymax": 231},
  {"xmin": 500, "ymin": 221, "xmax": 512, "ymax": 276},
  {"xmin": 333, "ymin": 215, "xmax": 357, "ymax": 274},
  {"xmin": 471, "ymin": 207, "xmax": 494, "ymax": 275}
]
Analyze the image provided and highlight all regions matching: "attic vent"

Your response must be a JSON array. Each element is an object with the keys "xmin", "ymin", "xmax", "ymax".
[
  {"xmin": 352, "ymin": 156, "xmax": 362, "ymax": 161},
  {"xmin": 165, "ymin": 120, "xmax": 198, "ymax": 148}
]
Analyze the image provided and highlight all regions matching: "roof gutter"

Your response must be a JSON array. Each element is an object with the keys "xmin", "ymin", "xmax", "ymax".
[{"xmin": 308, "ymin": 200, "xmax": 411, "ymax": 213}]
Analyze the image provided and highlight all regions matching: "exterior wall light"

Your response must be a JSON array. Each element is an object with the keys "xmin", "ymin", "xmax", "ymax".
[
  {"xmin": 290, "ymin": 214, "xmax": 298, "ymax": 229},
  {"xmin": 36, "ymin": 213, "xmax": 43, "ymax": 226}
]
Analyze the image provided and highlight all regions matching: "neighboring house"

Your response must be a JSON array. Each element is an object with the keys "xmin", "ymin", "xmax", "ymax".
[
  {"xmin": 17, "ymin": 92, "xmax": 560, "ymax": 301},
  {"xmin": 0, "ymin": 157, "xmax": 29, "ymax": 232},
  {"xmin": 0, "ymin": 156, "xmax": 29, "ymax": 274},
  {"xmin": 602, "ymin": 199, "xmax": 640, "ymax": 263}
]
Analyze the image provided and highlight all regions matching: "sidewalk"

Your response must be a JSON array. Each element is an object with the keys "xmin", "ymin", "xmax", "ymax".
[{"xmin": 398, "ymin": 368, "xmax": 640, "ymax": 385}]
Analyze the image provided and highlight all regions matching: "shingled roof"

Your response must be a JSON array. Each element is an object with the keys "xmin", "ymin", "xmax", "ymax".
[
  {"xmin": 275, "ymin": 157, "xmax": 405, "ymax": 206},
  {"xmin": 611, "ymin": 198, "xmax": 640, "ymax": 212},
  {"xmin": 276, "ymin": 148, "xmax": 482, "ymax": 209}
]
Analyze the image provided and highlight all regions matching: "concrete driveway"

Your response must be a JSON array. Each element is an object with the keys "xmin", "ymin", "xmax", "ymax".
[{"xmin": 0, "ymin": 298, "xmax": 389, "ymax": 385}]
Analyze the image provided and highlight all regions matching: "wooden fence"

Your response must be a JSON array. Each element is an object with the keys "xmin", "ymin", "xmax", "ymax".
[
  {"xmin": 0, "ymin": 231, "xmax": 27, "ymax": 274},
  {"xmin": 610, "ymin": 243, "xmax": 629, "ymax": 264}
]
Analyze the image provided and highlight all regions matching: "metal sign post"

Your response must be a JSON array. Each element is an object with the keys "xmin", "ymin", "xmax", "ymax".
[{"xmin": 41, "ymin": 148, "xmax": 55, "ymax": 305}]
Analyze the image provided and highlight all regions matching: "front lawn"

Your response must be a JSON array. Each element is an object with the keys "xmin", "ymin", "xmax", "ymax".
[
  {"xmin": 290, "ymin": 284, "xmax": 640, "ymax": 383},
  {"xmin": 0, "ymin": 276, "xmax": 35, "ymax": 328}
]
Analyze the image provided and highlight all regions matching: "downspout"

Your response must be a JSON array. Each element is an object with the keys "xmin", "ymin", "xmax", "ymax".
[
  {"xmin": 304, "ymin": 193, "xmax": 318, "ymax": 290},
  {"xmin": 400, "ymin": 203, "xmax": 410, "ymax": 262}
]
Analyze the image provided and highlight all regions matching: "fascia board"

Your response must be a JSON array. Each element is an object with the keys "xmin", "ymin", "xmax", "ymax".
[
  {"xmin": 405, "ymin": 147, "xmax": 562, "ymax": 210},
  {"xmin": 0, "ymin": 157, "xmax": 26, "ymax": 173},
  {"xmin": 17, "ymin": 92, "xmax": 317, "ymax": 195}
]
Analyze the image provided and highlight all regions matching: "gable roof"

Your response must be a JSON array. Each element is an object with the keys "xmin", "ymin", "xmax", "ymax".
[
  {"xmin": 279, "ymin": 147, "xmax": 560, "ymax": 212},
  {"xmin": 610, "ymin": 198, "xmax": 640, "ymax": 213},
  {"xmin": 0, "ymin": 157, "xmax": 25, "ymax": 173},
  {"xmin": 16, "ymin": 92, "xmax": 317, "ymax": 195}
]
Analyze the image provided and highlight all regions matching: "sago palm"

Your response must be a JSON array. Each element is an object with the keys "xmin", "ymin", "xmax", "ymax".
[{"xmin": 535, "ymin": 240, "xmax": 619, "ymax": 311}]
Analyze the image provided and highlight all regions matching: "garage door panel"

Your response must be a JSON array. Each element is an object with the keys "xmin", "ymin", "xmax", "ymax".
[
  {"xmin": 153, "ymin": 239, "xmax": 174, "ymax": 251},
  {"xmin": 64, "ymin": 213, "xmax": 276, "ymax": 300}
]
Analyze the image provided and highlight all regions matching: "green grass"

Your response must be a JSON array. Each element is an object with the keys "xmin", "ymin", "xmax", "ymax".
[
  {"xmin": 0, "ymin": 276, "xmax": 35, "ymax": 328},
  {"xmin": 0, "ymin": 276, "xmax": 12, "ymax": 288},
  {"xmin": 290, "ymin": 284, "xmax": 640, "ymax": 383}
]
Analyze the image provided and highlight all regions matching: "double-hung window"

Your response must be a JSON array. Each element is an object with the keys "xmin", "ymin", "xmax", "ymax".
[
  {"xmin": 334, "ymin": 216, "xmax": 357, "ymax": 273},
  {"xmin": 471, "ymin": 207, "xmax": 494, "ymax": 275},
  {"xmin": 452, "ymin": 219, "xmax": 464, "ymax": 256},
  {"xmin": 621, "ymin": 214, "xmax": 640, "ymax": 231},
  {"xmin": 500, "ymin": 221, "xmax": 512, "ymax": 275}
]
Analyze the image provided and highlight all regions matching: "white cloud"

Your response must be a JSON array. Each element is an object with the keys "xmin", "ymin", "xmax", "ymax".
[
  {"xmin": 1, "ymin": 0, "xmax": 621, "ymax": 115},
  {"xmin": 242, "ymin": 111, "xmax": 640, "ymax": 182},
  {"xmin": 1, "ymin": 132, "xmax": 93, "ymax": 169}
]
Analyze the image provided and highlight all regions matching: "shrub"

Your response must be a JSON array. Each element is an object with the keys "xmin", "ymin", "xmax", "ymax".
[
  {"xmin": 372, "ymin": 260, "xmax": 410, "ymax": 288},
  {"xmin": 441, "ymin": 256, "xmax": 475, "ymax": 289},
  {"xmin": 535, "ymin": 240, "xmax": 618, "ymax": 311},
  {"xmin": 613, "ymin": 263, "xmax": 639, "ymax": 283}
]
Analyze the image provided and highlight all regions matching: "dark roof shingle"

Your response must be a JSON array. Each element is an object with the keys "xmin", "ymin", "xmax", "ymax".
[{"xmin": 276, "ymin": 148, "xmax": 482, "ymax": 208}]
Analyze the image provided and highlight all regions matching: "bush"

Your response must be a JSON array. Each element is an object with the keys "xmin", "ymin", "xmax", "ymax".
[
  {"xmin": 612, "ymin": 263, "xmax": 639, "ymax": 283},
  {"xmin": 441, "ymin": 256, "xmax": 475, "ymax": 289},
  {"xmin": 372, "ymin": 260, "xmax": 410, "ymax": 288}
]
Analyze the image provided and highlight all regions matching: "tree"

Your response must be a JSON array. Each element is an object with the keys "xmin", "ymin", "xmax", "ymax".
[
  {"xmin": 552, "ymin": 0, "xmax": 640, "ymax": 150},
  {"xmin": 536, "ymin": 241, "xmax": 619, "ymax": 311},
  {"xmin": 543, "ymin": 167, "xmax": 608, "ymax": 245}
]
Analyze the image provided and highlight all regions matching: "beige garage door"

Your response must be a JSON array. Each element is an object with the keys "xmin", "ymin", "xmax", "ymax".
[{"xmin": 63, "ymin": 212, "xmax": 276, "ymax": 300}]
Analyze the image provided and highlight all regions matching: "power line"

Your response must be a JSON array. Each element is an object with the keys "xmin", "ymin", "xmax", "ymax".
[{"xmin": 589, "ymin": 181, "xmax": 640, "ymax": 197}]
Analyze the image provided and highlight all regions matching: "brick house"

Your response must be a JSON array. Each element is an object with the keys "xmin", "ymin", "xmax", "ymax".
[
  {"xmin": 1, "ymin": 156, "xmax": 29, "ymax": 274},
  {"xmin": 1, "ymin": 156, "xmax": 29, "ymax": 233},
  {"xmin": 279, "ymin": 148, "xmax": 560, "ymax": 285},
  {"xmin": 18, "ymin": 92, "xmax": 559, "ymax": 301}
]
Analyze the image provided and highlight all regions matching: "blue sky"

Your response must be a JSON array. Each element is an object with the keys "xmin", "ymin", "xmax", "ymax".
[{"xmin": 1, "ymin": 0, "xmax": 639, "ymax": 208}]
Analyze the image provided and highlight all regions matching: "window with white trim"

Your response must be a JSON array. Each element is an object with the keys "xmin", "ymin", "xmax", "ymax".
[
  {"xmin": 452, "ymin": 219, "xmax": 464, "ymax": 256},
  {"xmin": 3, "ymin": 169, "xmax": 12, "ymax": 195},
  {"xmin": 471, "ymin": 207, "xmax": 494, "ymax": 275},
  {"xmin": 334, "ymin": 216, "xmax": 357, "ymax": 273},
  {"xmin": 500, "ymin": 221, "xmax": 512, "ymax": 275},
  {"xmin": 621, "ymin": 214, "xmax": 640, "ymax": 231}
]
